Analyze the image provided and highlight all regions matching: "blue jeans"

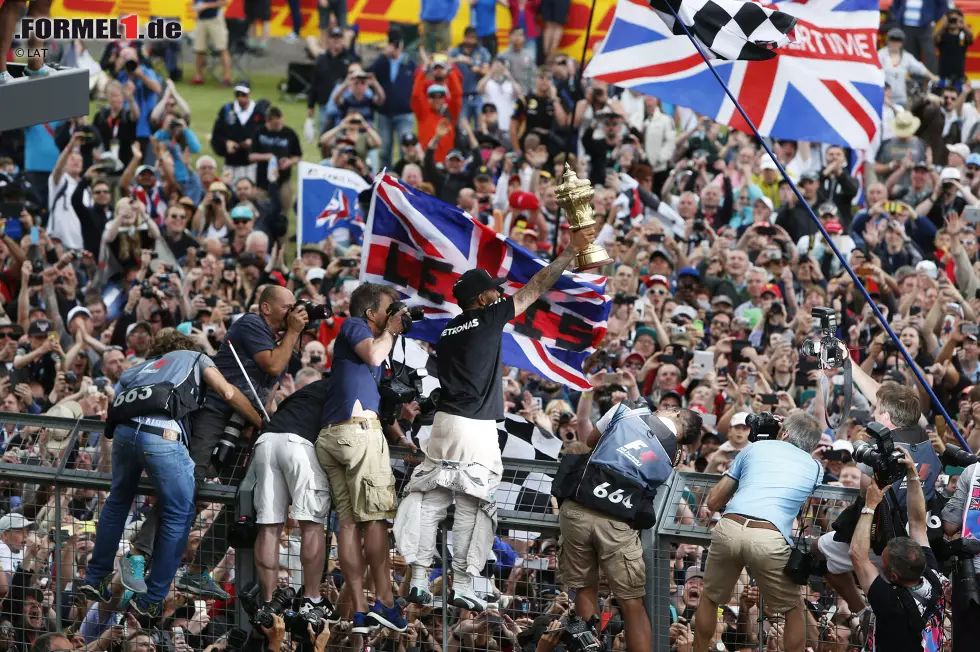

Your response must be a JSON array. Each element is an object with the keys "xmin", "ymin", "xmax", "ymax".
[
  {"xmin": 460, "ymin": 95, "xmax": 483, "ymax": 130},
  {"xmin": 84, "ymin": 425, "xmax": 196, "ymax": 603},
  {"xmin": 376, "ymin": 112, "xmax": 415, "ymax": 170}
]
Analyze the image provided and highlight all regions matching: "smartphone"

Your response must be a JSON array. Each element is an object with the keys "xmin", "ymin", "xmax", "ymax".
[
  {"xmin": 760, "ymin": 394, "xmax": 778, "ymax": 405},
  {"xmin": 30, "ymin": 227, "xmax": 39, "ymax": 245},
  {"xmin": 857, "ymin": 264, "xmax": 873, "ymax": 277},
  {"xmin": 604, "ymin": 372, "xmax": 624, "ymax": 386},
  {"xmin": 692, "ymin": 319, "xmax": 704, "ymax": 336},
  {"xmin": 172, "ymin": 627, "xmax": 185, "ymax": 648},
  {"xmin": 647, "ymin": 233, "xmax": 664, "ymax": 243},
  {"xmin": 692, "ymin": 351, "xmax": 713, "ymax": 379},
  {"xmin": 963, "ymin": 323, "xmax": 979, "ymax": 336},
  {"xmin": 524, "ymin": 557, "xmax": 551, "ymax": 571},
  {"xmin": 530, "ymin": 396, "xmax": 542, "ymax": 410},
  {"xmin": 964, "ymin": 206, "xmax": 980, "ymax": 224},
  {"xmin": 746, "ymin": 372, "xmax": 757, "ymax": 392},
  {"xmin": 340, "ymin": 258, "xmax": 359, "ymax": 267},
  {"xmin": 702, "ymin": 413, "xmax": 717, "ymax": 428},
  {"xmin": 731, "ymin": 340, "xmax": 751, "ymax": 362},
  {"xmin": 910, "ymin": 306, "xmax": 922, "ymax": 317}
]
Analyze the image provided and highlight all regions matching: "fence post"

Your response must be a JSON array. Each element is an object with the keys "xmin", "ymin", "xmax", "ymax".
[
  {"xmin": 235, "ymin": 463, "xmax": 257, "ymax": 633},
  {"xmin": 54, "ymin": 476, "xmax": 63, "ymax": 631},
  {"xmin": 647, "ymin": 473, "xmax": 678, "ymax": 652}
]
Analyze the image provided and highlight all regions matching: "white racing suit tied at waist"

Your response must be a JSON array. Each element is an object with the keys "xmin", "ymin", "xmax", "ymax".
[{"xmin": 394, "ymin": 412, "xmax": 502, "ymax": 578}]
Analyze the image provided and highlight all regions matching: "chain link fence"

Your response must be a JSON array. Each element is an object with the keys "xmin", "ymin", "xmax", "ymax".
[{"xmin": 0, "ymin": 412, "xmax": 865, "ymax": 652}]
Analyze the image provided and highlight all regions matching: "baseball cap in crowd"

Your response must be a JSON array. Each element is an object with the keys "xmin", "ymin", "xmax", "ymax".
[
  {"xmin": 387, "ymin": 26, "xmax": 402, "ymax": 46},
  {"xmin": 401, "ymin": 132, "xmax": 418, "ymax": 147},
  {"xmin": 135, "ymin": 164, "xmax": 156, "ymax": 178},
  {"xmin": 522, "ymin": 226, "xmax": 539, "ymax": 239},
  {"xmin": 671, "ymin": 305, "xmax": 697, "ymax": 321},
  {"xmin": 831, "ymin": 440, "xmax": 854, "ymax": 455},
  {"xmin": 760, "ymin": 156, "xmax": 778, "ymax": 172},
  {"xmin": 305, "ymin": 267, "xmax": 327, "ymax": 283},
  {"xmin": 645, "ymin": 274, "xmax": 670, "ymax": 289},
  {"xmin": 711, "ymin": 294, "xmax": 734, "ymax": 307},
  {"xmin": 818, "ymin": 202, "xmax": 838, "ymax": 217},
  {"xmin": 481, "ymin": 103, "xmax": 498, "ymax": 114},
  {"xmin": 948, "ymin": 143, "xmax": 971, "ymax": 161},
  {"xmin": 732, "ymin": 412, "xmax": 750, "ymax": 427},
  {"xmin": 427, "ymin": 84, "xmax": 448, "ymax": 97},
  {"xmin": 916, "ymin": 260, "xmax": 939, "ymax": 279},
  {"xmin": 912, "ymin": 157, "xmax": 930, "ymax": 170},
  {"xmin": 968, "ymin": 153, "xmax": 980, "ymax": 168},
  {"xmin": 230, "ymin": 205, "xmax": 254, "ymax": 220},
  {"xmin": 678, "ymin": 267, "xmax": 700, "ymax": 281},
  {"xmin": 233, "ymin": 80, "xmax": 251, "ymax": 95},
  {"xmin": 509, "ymin": 191, "xmax": 540, "ymax": 211},
  {"xmin": 28, "ymin": 319, "xmax": 52, "ymax": 337},
  {"xmin": 799, "ymin": 171, "xmax": 819, "ymax": 183},
  {"xmin": 622, "ymin": 352, "xmax": 645, "ymax": 366},
  {"xmin": 684, "ymin": 566, "xmax": 704, "ymax": 584},
  {"xmin": 884, "ymin": 369, "xmax": 907, "ymax": 384},
  {"xmin": 650, "ymin": 248, "xmax": 674, "ymax": 268},
  {"xmin": 474, "ymin": 166, "xmax": 492, "ymax": 182},
  {"xmin": 431, "ymin": 54, "xmax": 449, "ymax": 69},
  {"xmin": 824, "ymin": 221, "xmax": 843, "ymax": 234},
  {"xmin": 0, "ymin": 513, "xmax": 34, "ymax": 532},
  {"xmin": 126, "ymin": 321, "xmax": 153, "ymax": 337},
  {"xmin": 941, "ymin": 167, "xmax": 962, "ymax": 182},
  {"xmin": 328, "ymin": 26, "xmax": 344, "ymax": 38},
  {"xmin": 761, "ymin": 283, "xmax": 782, "ymax": 299},
  {"xmin": 447, "ymin": 149, "xmax": 465, "ymax": 161},
  {"xmin": 453, "ymin": 268, "xmax": 506, "ymax": 303},
  {"xmin": 67, "ymin": 306, "xmax": 93, "ymax": 323},
  {"xmin": 209, "ymin": 181, "xmax": 231, "ymax": 198},
  {"xmin": 754, "ymin": 196, "xmax": 774, "ymax": 211},
  {"xmin": 634, "ymin": 326, "xmax": 658, "ymax": 342},
  {"xmin": 887, "ymin": 27, "xmax": 905, "ymax": 41}
]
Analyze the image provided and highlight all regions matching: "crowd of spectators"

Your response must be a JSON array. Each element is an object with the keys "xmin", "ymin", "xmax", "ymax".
[{"xmin": 0, "ymin": 3, "xmax": 979, "ymax": 651}]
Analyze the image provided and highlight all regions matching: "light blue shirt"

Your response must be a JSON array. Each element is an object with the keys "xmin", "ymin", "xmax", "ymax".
[
  {"xmin": 24, "ymin": 122, "xmax": 62, "ymax": 172},
  {"xmin": 722, "ymin": 439, "xmax": 822, "ymax": 543},
  {"xmin": 389, "ymin": 53, "xmax": 404, "ymax": 85}
]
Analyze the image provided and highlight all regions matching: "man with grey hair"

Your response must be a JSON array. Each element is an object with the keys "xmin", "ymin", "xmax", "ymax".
[
  {"xmin": 734, "ymin": 266, "xmax": 768, "ymax": 320},
  {"xmin": 693, "ymin": 412, "xmax": 823, "ymax": 652}
]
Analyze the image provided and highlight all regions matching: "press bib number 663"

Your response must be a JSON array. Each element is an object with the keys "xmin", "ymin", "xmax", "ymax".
[
  {"xmin": 593, "ymin": 482, "xmax": 633, "ymax": 509},
  {"xmin": 113, "ymin": 386, "xmax": 152, "ymax": 407}
]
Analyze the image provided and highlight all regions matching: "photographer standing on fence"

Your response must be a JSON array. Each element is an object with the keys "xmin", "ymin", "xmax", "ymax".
[
  {"xmin": 127, "ymin": 285, "xmax": 308, "ymax": 601},
  {"xmin": 693, "ymin": 413, "xmax": 823, "ymax": 652},
  {"xmin": 850, "ymin": 448, "xmax": 946, "ymax": 652},
  {"xmin": 551, "ymin": 400, "xmax": 702, "ymax": 652},
  {"xmin": 253, "ymin": 372, "xmax": 332, "ymax": 618},
  {"xmin": 394, "ymin": 226, "xmax": 596, "ymax": 614},
  {"xmin": 78, "ymin": 330, "xmax": 261, "ymax": 618},
  {"xmin": 315, "ymin": 282, "xmax": 408, "ymax": 634}
]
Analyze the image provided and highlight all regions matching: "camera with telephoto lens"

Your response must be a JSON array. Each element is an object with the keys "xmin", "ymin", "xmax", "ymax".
[
  {"xmin": 379, "ymin": 367, "xmax": 429, "ymax": 426},
  {"xmin": 852, "ymin": 422, "xmax": 906, "ymax": 488},
  {"xmin": 746, "ymin": 412, "xmax": 782, "ymax": 443},
  {"xmin": 560, "ymin": 611, "xmax": 604, "ymax": 652},
  {"xmin": 800, "ymin": 307, "xmax": 846, "ymax": 369},
  {"xmin": 211, "ymin": 412, "xmax": 246, "ymax": 467},
  {"xmin": 241, "ymin": 583, "xmax": 332, "ymax": 641},
  {"xmin": 949, "ymin": 538, "xmax": 980, "ymax": 607},
  {"xmin": 387, "ymin": 300, "xmax": 425, "ymax": 334},
  {"xmin": 293, "ymin": 299, "xmax": 332, "ymax": 324}
]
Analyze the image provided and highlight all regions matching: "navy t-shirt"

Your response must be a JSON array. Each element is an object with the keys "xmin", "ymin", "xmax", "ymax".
[
  {"xmin": 206, "ymin": 313, "xmax": 279, "ymax": 414},
  {"xmin": 320, "ymin": 318, "xmax": 382, "ymax": 426},
  {"xmin": 195, "ymin": 0, "xmax": 220, "ymax": 20}
]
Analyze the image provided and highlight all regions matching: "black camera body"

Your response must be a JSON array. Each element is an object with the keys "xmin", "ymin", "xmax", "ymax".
[
  {"xmin": 801, "ymin": 306, "xmax": 846, "ymax": 369},
  {"xmin": 379, "ymin": 367, "xmax": 432, "ymax": 426},
  {"xmin": 240, "ymin": 583, "xmax": 332, "ymax": 641},
  {"xmin": 561, "ymin": 613, "xmax": 604, "ymax": 652},
  {"xmin": 293, "ymin": 299, "xmax": 332, "ymax": 323},
  {"xmin": 746, "ymin": 412, "xmax": 782, "ymax": 443},
  {"xmin": 852, "ymin": 422, "xmax": 906, "ymax": 488},
  {"xmin": 612, "ymin": 293, "xmax": 637, "ymax": 305},
  {"xmin": 387, "ymin": 300, "xmax": 425, "ymax": 334},
  {"xmin": 141, "ymin": 282, "xmax": 155, "ymax": 299}
]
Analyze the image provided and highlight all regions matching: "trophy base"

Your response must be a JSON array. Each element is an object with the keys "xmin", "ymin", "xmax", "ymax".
[{"xmin": 574, "ymin": 244, "xmax": 614, "ymax": 272}]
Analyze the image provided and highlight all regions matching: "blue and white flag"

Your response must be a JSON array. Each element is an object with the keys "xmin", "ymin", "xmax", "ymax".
[{"xmin": 296, "ymin": 162, "xmax": 371, "ymax": 248}]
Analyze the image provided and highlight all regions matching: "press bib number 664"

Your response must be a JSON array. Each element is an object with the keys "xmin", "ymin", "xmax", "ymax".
[
  {"xmin": 113, "ymin": 386, "xmax": 152, "ymax": 407},
  {"xmin": 593, "ymin": 482, "xmax": 633, "ymax": 508}
]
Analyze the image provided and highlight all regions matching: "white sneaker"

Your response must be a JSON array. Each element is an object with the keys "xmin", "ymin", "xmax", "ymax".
[
  {"xmin": 406, "ymin": 565, "xmax": 432, "ymax": 605},
  {"xmin": 451, "ymin": 576, "xmax": 487, "ymax": 612},
  {"xmin": 0, "ymin": 71, "xmax": 12, "ymax": 84},
  {"xmin": 283, "ymin": 32, "xmax": 299, "ymax": 43}
]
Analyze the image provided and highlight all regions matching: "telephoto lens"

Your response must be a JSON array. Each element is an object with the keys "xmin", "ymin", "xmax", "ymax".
[{"xmin": 211, "ymin": 412, "xmax": 246, "ymax": 467}]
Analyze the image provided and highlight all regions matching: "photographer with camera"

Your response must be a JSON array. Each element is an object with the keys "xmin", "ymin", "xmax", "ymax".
[
  {"xmin": 394, "ymin": 226, "xmax": 596, "ymax": 614},
  {"xmin": 693, "ymin": 412, "xmax": 823, "ymax": 652},
  {"xmin": 849, "ymin": 447, "xmax": 946, "ymax": 652},
  {"xmin": 551, "ymin": 399, "xmax": 702, "ymax": 652},
  {"xmin": 315, "ymin": 282, "xmax": 409, "ymax": 634},
  {"xmin": 252, "ymin": 372, "xmax": 333, "ymax": 623},
  {"xmin": 937, "ymin": 434, "xmax": 980, "ymax": 651},
  {"xmin": 77, "ymin": 329, "xmax": 261, "ymax": 618},
  {"xmin": 126, "ymin": 284, "xmax": 308, "ymax": 602}
]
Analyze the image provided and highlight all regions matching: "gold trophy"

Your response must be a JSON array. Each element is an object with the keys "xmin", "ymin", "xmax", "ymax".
[{"xmin": 554, "ymin": 163, "xmax": 614, "ymax": 271}]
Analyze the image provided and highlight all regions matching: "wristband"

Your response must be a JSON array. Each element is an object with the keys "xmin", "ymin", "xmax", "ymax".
[{"xmin": 861, "ymin": 506, "xmax": 875, "ymax": 516}]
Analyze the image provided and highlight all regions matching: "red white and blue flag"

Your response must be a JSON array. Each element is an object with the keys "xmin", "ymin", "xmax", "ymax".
[
  {"xmin": 587, "ymin": 0, "xmax": 884, "ymax": 150},
  {"xmin": 362, "ymin": 175, "xmax": 611, "ymax": 391},
  {"xmin": 297, "ymin": 162, "xmax": 370, "ymax": 247}
]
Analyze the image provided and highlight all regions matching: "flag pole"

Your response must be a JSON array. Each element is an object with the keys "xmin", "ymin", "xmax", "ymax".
[
  {"xmin": 552, "ymin": 0, "xmax": 602, "ymax": 257},
  {"xmin": 659, "ymin": 2, "xmax": 970, "ymax": 452}
]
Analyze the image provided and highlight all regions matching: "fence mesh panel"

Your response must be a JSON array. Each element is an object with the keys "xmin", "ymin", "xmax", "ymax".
[{"xmin": 0, "ymin": 413, "xmax": 872, "ymax": 652}]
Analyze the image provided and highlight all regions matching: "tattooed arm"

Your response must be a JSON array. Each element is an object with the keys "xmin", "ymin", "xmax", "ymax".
[{"xmin": 512, "ymin": 227, "xmax": 595, "ymax": 317}]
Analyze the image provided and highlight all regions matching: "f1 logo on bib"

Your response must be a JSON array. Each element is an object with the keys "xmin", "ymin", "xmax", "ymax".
[{"xmin": 617, "ymin": 439, "xmax": 658, "ymax": 466}]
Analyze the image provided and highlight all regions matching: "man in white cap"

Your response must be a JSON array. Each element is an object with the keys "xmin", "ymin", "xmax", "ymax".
[
  {"xmin": 210, "ymin": 81, "xmax": 266, "ymax": 183},
  {"xmin": 0, "ymin": 513, "xmax": 34, "ymax": 573},
  {"xmin": 917, "ymin": 166, "xmax": 976, "ymax": 228}
]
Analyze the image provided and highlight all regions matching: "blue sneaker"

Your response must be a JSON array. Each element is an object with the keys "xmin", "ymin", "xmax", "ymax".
[
  {"xmin": 76, "ymin": 576, "xmax": 112, "ymax": 603},
  {"xmin": 23, "ymin": 64, "xmax": 53, "ymax": 77},
  {"xmin": 130, "ymin": 595, "xmax": 164, "ymax": 619},
  {"xmin": 366, "ymin": 600, "xmax": 408, "ymax": 632},
  {"xmin": 176, "ymin": 570, "xmax": 230, "ymax": 600},
  {"xmin": 351, "ymin": 612, "xmax": 372, "ymax": 635},
  {"xmin": 117, "ymin": 553, "xmax": 147, "ymax": 594},
  {"xmin": 120, "ymin": 590, "xmax": 134, "ymax": 611}
]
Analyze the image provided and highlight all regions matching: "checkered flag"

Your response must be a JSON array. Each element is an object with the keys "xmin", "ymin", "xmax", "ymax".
[{"xmin": 651, "ymin": 0, "xmax": 798, "ymax": 61}]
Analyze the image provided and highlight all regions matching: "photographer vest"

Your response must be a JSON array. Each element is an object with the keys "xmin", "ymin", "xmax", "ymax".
[
  {"xmin": 552, "ymin": 403, "xmax": 675, "ymax": 529},
  {"xmin": 106, "ymin": 351, "xmax": 208, "ymax": 438}
]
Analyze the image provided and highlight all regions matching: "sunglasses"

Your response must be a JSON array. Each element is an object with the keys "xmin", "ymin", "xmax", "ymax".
[
  {"xmin": 0, "ymin": 331, "xmax": 20, "ymax": 339},
  {"xmin": 737, "ymin": 364, "xmax": 754, "ymax": 371},
  {"xmin": 649, "ymin": 287, "xmax": 668, "ymax": 295},
  {"xmin": 233, "ymin": 219, "xmax": 252, "ymax": 225}
]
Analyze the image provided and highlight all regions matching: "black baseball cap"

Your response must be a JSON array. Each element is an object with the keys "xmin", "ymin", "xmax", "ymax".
[
  {"xmin": 401, "ymin": 132, "xmax": 418, "ymax": 147},
  {"xmin": 453, "ymin": 269, "xmax": 506, "ymax": 303}
]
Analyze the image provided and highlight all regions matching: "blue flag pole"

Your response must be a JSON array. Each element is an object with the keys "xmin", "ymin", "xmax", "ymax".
[{"xmin": 659, "ymin": 2, "xmax": 970, "ymax": 452}]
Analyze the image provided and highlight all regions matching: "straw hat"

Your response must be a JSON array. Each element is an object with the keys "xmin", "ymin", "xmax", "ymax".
[{"xmin": 889, "ymin": 110, "xmax": 921, "ymax": 138}]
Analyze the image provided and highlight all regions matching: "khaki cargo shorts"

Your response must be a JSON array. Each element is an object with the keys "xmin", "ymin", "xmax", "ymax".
[
  {"xmin": 315, "ymin": 418, "xmax": 396, "ymax": 523},
  {"xmin": 557, "ymin": 501, "xmax": 646, "ymax": 599},
  {"xmin": 702, "ymin": 515, "xmax": 802, "ymax": 614},
  {"xmin": 194, "ymin": 17, "xmax": 228, "ymax": 53}
]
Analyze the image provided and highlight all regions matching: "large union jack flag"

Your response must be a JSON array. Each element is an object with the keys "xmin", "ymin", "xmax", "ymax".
[
  {"xmin": 362, "ymin": 175, "xmax": 611, "ymax": 391},
  {"xmin": 587, "ymin": 0, "xmax": 884, "ymax": 149}
]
